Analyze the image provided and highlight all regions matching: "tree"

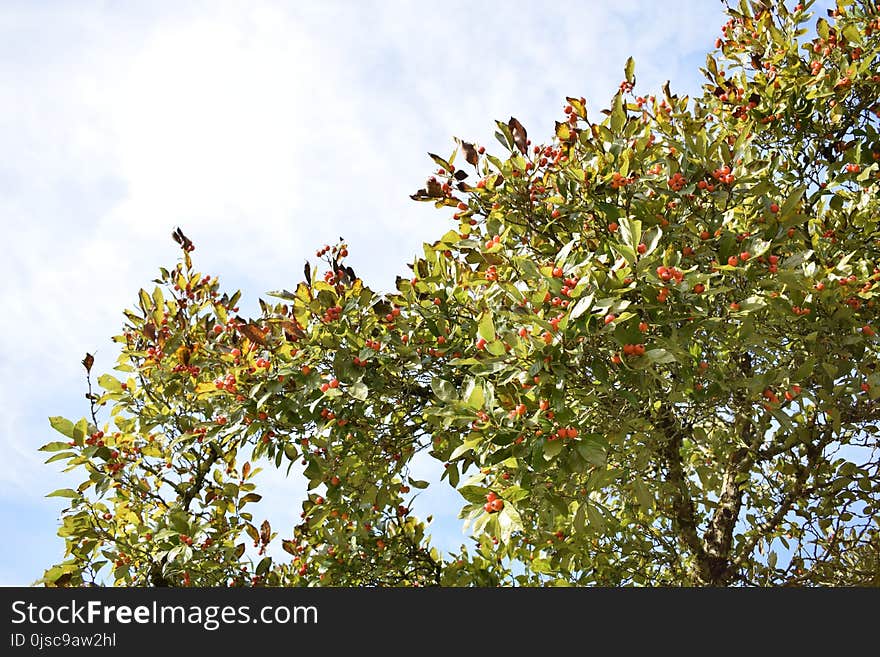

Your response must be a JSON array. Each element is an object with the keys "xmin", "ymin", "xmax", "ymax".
[{"xmin": 41, "ymin": 1, "xmax": 879, "ymax": 587}]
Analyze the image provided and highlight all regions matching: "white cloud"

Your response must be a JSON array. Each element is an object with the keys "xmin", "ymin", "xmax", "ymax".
[{"xmin": 0, "ymin": 0, "xmax": 733, "ymax": 580}]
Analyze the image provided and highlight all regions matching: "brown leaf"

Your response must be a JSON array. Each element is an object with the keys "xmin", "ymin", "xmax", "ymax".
[
  {"xmin": 242, "ymin": 461, "xmax": 251, "ymax": 479},
  {"xmin": 372, "ymin": 298, "xmax": 392, "ymax": 318},
  {"xmin": 51, "ymin": 573, "xmax": 73, "ymax": 587},
  {"xmin": 508, "ymin": 117, "xmax": 528, "ymax": 154},
  {"xmin": 426, "ymin": 178, "xmax": 444, "ymax": 197},
  {"xmin": 81, "ymin": 352, "xmax": 94, "ymax": 373},
  {"xmin": 461, "ymin": 141, "xmax": 479, "ymax": 167},
  {"xmin": 143, "ymin": 322, "xmax": 156, "ymax": 342},
  {"xmin": 339, "ymin": 265, "xmax": 357, "ymax": 286},
  {"xmin": 259, "ymin": 519, "xmax": 271, "ymax": 545},
  {"xmin": 410, "ymin": 177, "xmax": 446, "ymax": 201},
  {"xmin": 282, "ymin": 539, "xmax": 298, "ymax": 556},
  {"xmin": 238, "ymin": 321, "xmax": 269, "ymax": 346},
  {"xmin": 279, "ymin": 319, "xmax": 306, "ymax": 341},
  {"xmin": 171, "ymin": 227, "xmax": 194, "ymax": 252}
]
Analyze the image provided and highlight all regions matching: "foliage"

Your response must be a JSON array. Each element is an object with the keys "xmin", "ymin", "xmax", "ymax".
[{"xmin": 41, "ymin": 0, "xmax": 880, "ymax": 586}]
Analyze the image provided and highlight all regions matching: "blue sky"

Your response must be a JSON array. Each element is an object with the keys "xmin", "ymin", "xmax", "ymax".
[{"xmin": 0, "ymin": 0, "xmax": 814, "ymax": 585}]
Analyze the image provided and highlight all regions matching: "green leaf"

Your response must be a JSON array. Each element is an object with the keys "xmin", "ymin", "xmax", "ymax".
[
  {"xmin": 44, "ymin": 452, "xmax": 74, "ymax": 464},
  {"xmin": 40, "ymin": 441, "xmax": 73, "ymax": 453},
  {"xmin": 348, "ymin": 381, "xmax": 368, "ymax": 401},
  {"xmin": 46, "ymin": 489, "xmax": 79, "ymax": 499},
  {"xmin": 569, "ymin": 294, "xmax": 594, "ymax": 320},
  {"xmin": 633, "ymin": 477, "xmax": 653, "ymax": 512},
  {"xmin": 574, "ymin": 503, "xmax": 587, "ymax": 533},
  {"xmin": 842, "ymin": 24, "xmax": 861, "ymax": 45},
  {"xmin": 138, "ymin": 289, "xmax": 152, "ymax": 314},
  {"xmin": 781, "ymin": 250, "xmax": 813, "ymax": 270},
  {"xmin": 576, "ymin": 441, "xmax": 606, "ymax": 467},
  {"xmin": 464, "ymin": 379, "xmax": 485, "ymax": 409},
  {"xmin": 610, "ymin": 93, "xmax": 626, "ymax": 133},
  {"xmin": 283, "ymin": 443, "xmax": 299, "ymax": 461},
  {"xmin": 98, "ymin": 374, "xmax": 123, "ymax": 392},
  {"xmin": 486, "ymin": 340, "xmax": 506, "ymax": 356},
  {"xmin": 431, "ymin": 378, "xmax": 457, "ymax": 403},
  {"xmin": 645, "ymin": 349, "xmax": 676, "ymax": 364},
  {"xmin": 151, "ymin": 285, "xmax": 164, "ymax": 310},
  {"xmin": 543, "ymin": 440, "xmax": 564, "ymax": 459},
  {"xmin": 780, "ymin": 185, "xmax": 806, "ymax": 218},
  {"xmin": 256, "ymin": 556, "xmax": 272, "ymax": 576},
  {"xmin": 641, "ymin": 226, "xmax": 662, "ymax": 255},
  {"xmin": 408, "ymin": 478, "xmax": 429, "ymax": 490},
  {"xmin": 477, "ymin": 312, "xmax": 496, "ymax": 342},
  {"xmin": 502, "ymin": 486, "xmax": 529, "ymax": 503},
  {"xmin": 449, "ymin": 437, "xmax": 481, "ymax": 461},
  {"xmin": 73, "ymin": 418, "xmax": 88, "ymax": 444},
  {"xmin": 555, "ymin": 121, "xmax": 571, "ymax": 142},
  {"xmin": 498, "ymin": 504, "xmax": 523, "ymax": 542},
  {"xmin": 586, "ymin": 504, "xmax": 606, "ymax": 531},
  {"xmin": 619, "ymin": 215, "xmax": 642, "ymax": 252},
  {"xmin": 624, "ymin": 56, "xmax": 635, "ymax": 84},
  {"xmin": 459, "ymin": 485, "xmax": 489, "ymax": 504},
  {"xmin": 706, "ymin": 54, "xmax": 717, "ymax": 78},
  {"xmin": 428, "ymin": 152, "xmax": 451, "ymax": 172},
  {"xmin": 556, "ymin": 239, "xmax": 576, "ymax": 266},
  {"xmin": 48, "ymin": 417, "xmax": 75, "ymax": 439}
]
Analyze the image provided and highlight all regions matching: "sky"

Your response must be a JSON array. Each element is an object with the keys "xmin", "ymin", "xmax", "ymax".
[{"xmin": 0, "ymin": 0, "xmax": 785, "ymax": 585}]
